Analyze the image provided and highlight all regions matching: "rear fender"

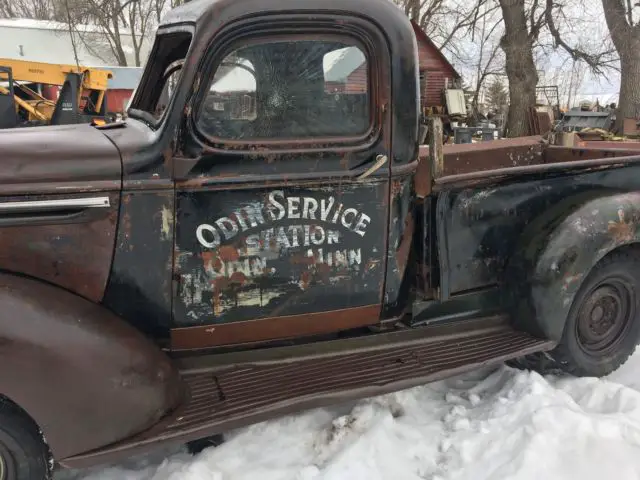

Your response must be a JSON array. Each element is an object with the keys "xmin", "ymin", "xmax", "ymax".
[
  {"xmin": 0, "ymin": 273, "xmax": 183, "ymax": 460},
  {"xmin": 507, "ymin": 191, "xmax": 640, "ymax": 341}
]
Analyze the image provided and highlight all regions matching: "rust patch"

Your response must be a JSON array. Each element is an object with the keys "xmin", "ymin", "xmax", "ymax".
[
  {"xmin": 218, "ymin": 245, "xmax": 240, "ymax": 262},
  {"xmin": 171, "ymin": 304, "xmax": 381, "ymax": 349},
  {"xmin": 418, "ymin": 136, "xmax": 545, "ymax": 177}
]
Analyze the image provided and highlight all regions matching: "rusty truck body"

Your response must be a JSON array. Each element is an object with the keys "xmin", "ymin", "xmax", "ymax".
[{"xmin": 2, "ymin": 0, "xmax": 640, "ymax": 477}]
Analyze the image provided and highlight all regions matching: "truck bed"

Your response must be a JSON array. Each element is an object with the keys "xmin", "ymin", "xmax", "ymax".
[
  {"xmin": 60, "ymin": 316, "xmax": 553, "ymax": 469},
  {"xmin": 418, "ymin": 136, "xmax": 640, "ymax": 181}
]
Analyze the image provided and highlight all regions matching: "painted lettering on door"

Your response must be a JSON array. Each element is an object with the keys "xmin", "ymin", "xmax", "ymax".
[{"xmin": 174, "ymin": 185, "xmax": 385, "ymax": 326}]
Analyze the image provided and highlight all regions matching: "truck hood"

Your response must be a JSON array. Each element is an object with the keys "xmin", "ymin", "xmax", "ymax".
[{"xmin": 0, "ymin": 123, "xmax": 121, "ymax": 195}]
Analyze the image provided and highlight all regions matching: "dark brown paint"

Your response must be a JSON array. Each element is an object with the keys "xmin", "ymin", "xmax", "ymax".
[
  {"xmin": 0, "ymin": 273, "xmax": 183, "ymax": 460},
  {"xmin": 171, "ymin": 304, "xmax": 381, "ymax": 350},
  {"xmin": 0, "ymin": 123, "xmax": 121, "ymax": 195},
  {"xmin": 0, "ymin": 192, "xmax": 120, "ymax": 302}
]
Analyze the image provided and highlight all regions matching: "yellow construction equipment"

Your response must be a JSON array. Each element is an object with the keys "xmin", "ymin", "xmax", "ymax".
[{"xmin": 0, "ymin": 58, "xmax": 113, "ymax": 128}]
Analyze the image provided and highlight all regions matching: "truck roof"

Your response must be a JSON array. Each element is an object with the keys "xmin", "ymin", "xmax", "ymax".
[
  {"xmin": 147, "ymin": 0, "xmax": 420, "ymax": 163},
  {"xmin": 160, "ymin": 0, "xmax": 408, "ymax": 32}
]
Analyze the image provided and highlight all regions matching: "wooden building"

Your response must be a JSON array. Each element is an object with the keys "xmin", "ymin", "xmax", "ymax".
[
  {"xmin": 326, "ymin": 20, "xmax": 462, "ymax": 116},
  {"xmin": 410, "ymin": 21, "xmax": 462, "ymax": 115}
]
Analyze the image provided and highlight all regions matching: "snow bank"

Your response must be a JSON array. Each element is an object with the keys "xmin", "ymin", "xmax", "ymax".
[{"xmin": 57, "ymin": 352, "xmax": 640, "ymax": 480}]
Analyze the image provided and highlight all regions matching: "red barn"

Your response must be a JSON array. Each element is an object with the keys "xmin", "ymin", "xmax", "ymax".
[
  {"xmin": 324, "ymin": 21, "xmax": 461, "ymax": 116},
  {"xmin": 411, "ymin": 21, "xmax": 462, "ymax": 115}
]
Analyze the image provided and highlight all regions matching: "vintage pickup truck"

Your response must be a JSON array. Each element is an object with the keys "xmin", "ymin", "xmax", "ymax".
[{"xmin": 2, "ymin": 0, "xmax": 640, "ymax": 477}]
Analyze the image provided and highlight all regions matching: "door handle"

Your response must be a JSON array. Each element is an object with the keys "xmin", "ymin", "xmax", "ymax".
[{"xmin": 356, "ymin": 154, "xmax": 388, "ymax": 181}]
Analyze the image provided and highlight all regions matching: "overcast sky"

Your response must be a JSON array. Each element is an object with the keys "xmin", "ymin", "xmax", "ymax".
[{"xmin": 437, "ymin": 0, "xmax": 621, "ymax": 107}]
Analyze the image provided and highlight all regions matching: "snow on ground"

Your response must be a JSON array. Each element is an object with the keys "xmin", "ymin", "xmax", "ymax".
[{"xmin": 57, "ymin": 350, "xmax": 640, "ymax": 480}]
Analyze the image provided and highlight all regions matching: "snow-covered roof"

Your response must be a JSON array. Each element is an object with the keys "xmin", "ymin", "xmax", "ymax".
[
  {"xmin": 323, "ymin": 47, "xmax": 365, "ymax": 82},
  {"xmin": 0, "ymin": 17, "xmax": 133, "ymax": 35},
  {"xmin": 211, "ymin": 60, "xmax": 255, "ymax": 93},
  {"xmin": 0, "ymin": 17, "xmax": 151, "ymax": 67}
]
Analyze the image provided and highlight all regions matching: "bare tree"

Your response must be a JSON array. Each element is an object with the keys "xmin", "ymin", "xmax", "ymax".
[
  {"xmin": 468, "ymin": 5, "xmax": 504, "ymax": 115},
  {"xmin": 486, "ymin": 77, "xmax": 509, "ymax": 110},
  {"xmin": 392, "ymin": 0, "xmax": 497, "ymax": 60},
  {"xmin": 499, "ymin": 0, "xmax": 542, "ymax": 137},
  {"xmin": 601, "ymin": 0, "xmax": 640, "ymax": 131},
  {"xmin": 0, "ymin": 0, "xmax": 58, "ymax": 20},
  {"xmin": 565, "ymin": 59, "xmax": 588, "ymax": 109},
  {"xmin": 545, "ymin": 0, "xmax": 617, "ymax": 74},
  {"xmin": 497, "ymin": 0, "xmax": 614, "ymax": 136},
  {"xmin": 59, "ymin": 0, "xmax": 163, "ymax": 66},
  {"xmin": 62, "ymin": 0, "xmax": 81, "ymax": 67}
]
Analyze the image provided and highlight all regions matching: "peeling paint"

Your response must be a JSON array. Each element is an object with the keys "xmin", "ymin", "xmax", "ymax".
[
  {"xmin": 160, "ymin": 205, "xmax": 173, "ymax": 241},
  {"xmin": 174, "ymin": 184, "xmax": 385, "ymax": 327}
]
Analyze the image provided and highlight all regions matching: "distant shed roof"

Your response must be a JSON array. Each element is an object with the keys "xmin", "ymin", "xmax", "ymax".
[
  {"xmin": 0, "ymin": 18, "xmax": 150, "ymax": 67},
  {"xmin": 97, "ymin": 66, "xmax": 143, "ymax": 89},
  {"xmin": 324, "ymin": 47, "xmax": 366, "ymax": 82},
  {"xmin": 0, "ymin": 17, "xmax": 106, "ymax": 33}
]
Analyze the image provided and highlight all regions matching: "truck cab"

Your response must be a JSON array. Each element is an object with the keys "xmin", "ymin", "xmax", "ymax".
[
  {"xmin": 2, "ymin": 0, "xmax": 640, "ymax": 477},
  {"xmin": 99, "ymin": 0, "xmax": 422, "ymax": 349}
]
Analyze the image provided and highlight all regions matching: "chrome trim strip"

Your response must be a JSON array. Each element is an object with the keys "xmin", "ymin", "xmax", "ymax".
[{"xmin": 0, "ymin": 196, "xmax": 110, "ymax": 212}]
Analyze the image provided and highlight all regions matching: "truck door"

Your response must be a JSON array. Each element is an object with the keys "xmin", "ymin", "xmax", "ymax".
[{"xmin": 171, "ymin": 21, "xmax": 392, "ymax": 349}]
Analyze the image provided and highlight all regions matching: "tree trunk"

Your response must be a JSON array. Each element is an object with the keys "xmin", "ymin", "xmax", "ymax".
[
  {"xmin": 617, "ymin": 46, "xmax": 640, "ymax": 130},
  {"xmin": 498, "ymin": 0, "xmax": 538, "ymax": 137},
  {"xmin": 602, "ymin": 0, "xmax": 640, "ymax": 132}
]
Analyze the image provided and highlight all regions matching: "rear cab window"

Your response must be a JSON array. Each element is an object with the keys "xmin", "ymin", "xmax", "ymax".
[{"xmin": 195, "ymin": 36, "xmax": 371, "ymax": 144}]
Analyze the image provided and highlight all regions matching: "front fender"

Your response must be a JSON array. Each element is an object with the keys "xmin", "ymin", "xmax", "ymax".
[
  {"xmin": 509, "ymin": 191, "xmax": 640, "ymax": 341},
  {"xmin": 0, "ymin": 274, "xmax": 183, "ymax": 460}
]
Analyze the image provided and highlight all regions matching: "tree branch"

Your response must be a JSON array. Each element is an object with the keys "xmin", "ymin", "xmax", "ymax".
[{"xmin": 545, "ymin": 0, "xmax": 615, "ymax": 74}]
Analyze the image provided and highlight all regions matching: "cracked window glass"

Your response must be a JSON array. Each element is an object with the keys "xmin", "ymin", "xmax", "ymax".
[{"xmin": 197, "ymin": 38, "xmax": 370, "ymax": 141}]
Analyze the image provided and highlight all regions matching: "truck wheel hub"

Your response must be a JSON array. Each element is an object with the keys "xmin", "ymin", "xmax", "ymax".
[{"xmin": 577, "ymin": 281, "xmax": 633, "ymax": 354}]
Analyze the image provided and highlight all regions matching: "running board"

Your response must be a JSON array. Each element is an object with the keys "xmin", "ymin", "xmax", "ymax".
[{"xmin": 62, "ymin": 321, "xmax": 554, "ymax": 468}]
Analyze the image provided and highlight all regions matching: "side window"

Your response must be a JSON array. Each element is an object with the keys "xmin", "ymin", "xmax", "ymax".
[
  {"xmin": 128, "ymin": 30, "xmax": 192, "ymax": 126},
  {"xmin": 196, "ymin": 38, "xmax": 370, "ymax": 141}
]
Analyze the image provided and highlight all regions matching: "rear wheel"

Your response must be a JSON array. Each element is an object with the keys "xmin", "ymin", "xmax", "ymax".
[
  {"xmin": 513, "ymin": 251, "xmax": 640, "ymax": 377},
  {"xmin": 0, "ymin": 399, "xmax": 51, "ymax": 480}
]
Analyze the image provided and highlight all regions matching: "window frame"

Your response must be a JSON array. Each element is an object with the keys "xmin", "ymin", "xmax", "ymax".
[
  {"xmin": 190, "ymin": 28, "xmax": 381, "ymax": 152},
  {"xmin": 127, "ymin": 26, "xmax": 194, "ymax": 130}
]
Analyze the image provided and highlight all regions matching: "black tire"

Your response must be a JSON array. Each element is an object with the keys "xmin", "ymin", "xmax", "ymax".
[
  {"xmin": 517, "ymin": 250, "xmax": 640, "ymax": 378},
  {"xmin": 186, "ymin": 433, "xmax": 225, "ymax": 455},
  {"xmin": 0, "ymin": 399, "xmax": 51, "ymax": 480}
]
